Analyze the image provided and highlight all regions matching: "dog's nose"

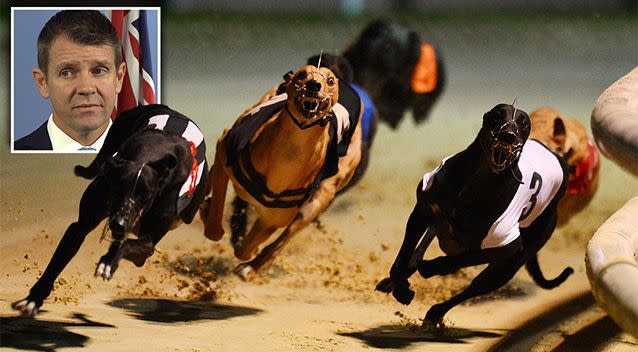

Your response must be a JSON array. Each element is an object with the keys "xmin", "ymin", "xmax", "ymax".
[
  {"xmin": 305, "ymin": 80, "xmax": 322, "ymax": 92},
  {"xmin": 498, "ymin": 130, "xmax": 517, "ymax": 144}
]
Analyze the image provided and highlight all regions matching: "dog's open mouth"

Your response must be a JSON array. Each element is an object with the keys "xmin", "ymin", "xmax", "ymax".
[
  {"xmin": 488, "ymin": 140, "xmax": 522, "ymax": 173},
  {"xmin": 295, "ymin": 89, "xmax": 330, "ymax": 119},
  {"xmin": 492, "ymin": 142, "xmax": 510, "ymax": 169}
]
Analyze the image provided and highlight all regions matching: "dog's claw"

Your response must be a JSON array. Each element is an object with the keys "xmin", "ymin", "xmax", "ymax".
[
  {"xmin": 12, "ymin": 299, "xmax": 40, "ymax": 317},
  {"xmin": 233, "ymin": 263, "xmax": 255, "ymax": 281}
]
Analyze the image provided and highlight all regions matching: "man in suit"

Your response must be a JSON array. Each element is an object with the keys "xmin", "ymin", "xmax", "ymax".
[{"xmin": 14, "ymin": 10, "xmax": 126, "ymax": 151}]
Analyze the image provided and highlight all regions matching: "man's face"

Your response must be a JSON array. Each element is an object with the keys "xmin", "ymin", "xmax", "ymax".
[{"xmin": 33, "ymin": 36, "xmax": 125, "ymax": 139}]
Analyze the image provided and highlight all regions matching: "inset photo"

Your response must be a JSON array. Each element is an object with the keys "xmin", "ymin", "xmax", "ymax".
[{"xmin": 11, "ymin": 7, "xmax": 160, "ymax": 153}]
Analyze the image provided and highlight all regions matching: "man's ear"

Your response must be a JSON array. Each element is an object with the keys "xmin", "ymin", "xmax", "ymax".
[
  {"xmin": 32, "ymin": 68, "xmax": 49, "ymax": 99},
  {"xmin": 115, "ymin": 61, "xmax": 126, "ymax": 94}
]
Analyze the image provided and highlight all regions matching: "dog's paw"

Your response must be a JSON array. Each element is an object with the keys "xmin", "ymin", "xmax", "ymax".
[
  {"xmin": 233, "ymin": 263, "xmax": 255, "ymax": 281},
  {"xmin": 375, "ymin": 277, "xmax": 394, "ymax": 293},
  {"xmin": 425, "ymin": 303, "xmax": 447, "ymax": 325},
  {"xmin": 95, "ymin": 261, "xmax": 117, "ymax": 281},
  {"xmin": 204, "ymin": 226, "xmax": 225, "ymax": 242},
  {"xmin": 11, "ymin": 298, "xmax": 41, "ymax": 317},
  {"xmin": 392, "ymin": 285, "xmax": 415, "ymax": 305}
]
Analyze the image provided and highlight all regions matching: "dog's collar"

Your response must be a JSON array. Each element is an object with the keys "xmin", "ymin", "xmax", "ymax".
[{"xmin": 565, "ymin": 140, "xmax": 599, "ymax": 195}]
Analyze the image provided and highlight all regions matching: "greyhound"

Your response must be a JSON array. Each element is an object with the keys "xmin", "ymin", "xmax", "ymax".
[
  {"xmin": 200, "ymin": 64, "xmax": 364, "ymax": 280},
  {"xmin": 376, "ymin": 103, "xmax": 573, "ymax": 324},
  {"xmin": 12, "ymin": 104, "xmax": 207, "ymax": 317}
]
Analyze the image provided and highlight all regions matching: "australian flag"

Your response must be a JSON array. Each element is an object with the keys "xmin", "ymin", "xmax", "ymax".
[{"xmin": 106, "ymin": 10, "xmax": 157, "ymax": 118}]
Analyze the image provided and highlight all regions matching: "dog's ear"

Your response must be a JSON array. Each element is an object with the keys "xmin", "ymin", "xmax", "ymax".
[
  {"xmin": 552, "ymin": 116, "xmax": 567, "ymax": 148},
  {"xmin": 148, "ymin": 154, "xmax": 177, "ymax": 177},
  {"xmin": 283, "ymin": 71, "xmax": 294, "ymax": 83}
]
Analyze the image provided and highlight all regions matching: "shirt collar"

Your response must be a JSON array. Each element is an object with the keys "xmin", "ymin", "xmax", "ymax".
[{"xmin": 47, "ymin": 114, "xmax": 112, "ymax": 153}]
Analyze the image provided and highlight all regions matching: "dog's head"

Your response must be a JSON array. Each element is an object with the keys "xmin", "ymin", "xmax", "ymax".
[
  {"xmin": 343, "ymin": 20, "xmax": 445, "ymax": 129},
  {"xmin": 529, "ymin": 107, "xmax": 599, "ymax": 197},
  {"xmin": 104, "ymin": 152, "xmax": 177, "ymax": 239},
  {"xmin": 306, "ymin": 53, "xmax": 354, "ymax": 82},
  {"xmin": 284, "ymin": 64, "xmax": 339, "ymax": 129},
  {"xmin": 479, "ymin": 104, "xmax": 531, "ymax": 173}
]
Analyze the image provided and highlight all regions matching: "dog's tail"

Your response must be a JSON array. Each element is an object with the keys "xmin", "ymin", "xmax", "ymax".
[{"xmin": 525, "ymin": 254, "xmax": 574, "ymax": 289}]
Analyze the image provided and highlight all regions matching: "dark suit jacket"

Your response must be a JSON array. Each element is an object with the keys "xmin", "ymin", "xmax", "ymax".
[{"xmin": 14, "ymin": 121, "xmax": 53, "ymax": 150}]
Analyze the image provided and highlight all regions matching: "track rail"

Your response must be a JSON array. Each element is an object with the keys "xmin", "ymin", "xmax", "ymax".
[{"xmin": 488, "ymin": 291, "xmax": 638, "ymax": 351}]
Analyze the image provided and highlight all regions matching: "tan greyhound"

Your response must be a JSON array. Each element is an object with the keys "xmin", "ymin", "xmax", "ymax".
[
  {"xmin": 529, "ymin": 107, "xmax": 600, "ymax": 223},
  {"xmin": 200, "ymin": 64, "xmax": 362, "ymax": 280}
]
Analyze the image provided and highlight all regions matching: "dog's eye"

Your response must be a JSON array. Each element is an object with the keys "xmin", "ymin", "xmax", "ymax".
[
  {"xmin": 294, "ymin": 71, "xmax": 307, "ymax": 81},
  {"xmin": 326, "ymin": 77, "xmax": 335, "ymax": 86}
]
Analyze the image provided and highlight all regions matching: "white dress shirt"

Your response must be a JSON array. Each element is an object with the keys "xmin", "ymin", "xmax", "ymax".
[{"xmin": 47, "ymin": 114, "xmax": 112, "ymax": 152}]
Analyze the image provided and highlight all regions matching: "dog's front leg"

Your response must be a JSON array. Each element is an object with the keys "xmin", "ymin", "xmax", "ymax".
[
  {"xmin": 12, "ymin": 179, "xmax": 109, "ymax": 317},
  {"xmin": 202, "ymin": 137, "xmax": 229, "ymax": 241},
  {"xmin": 95, "ymin": 240, "xmax": 123, "ymax": 280},
  {"xmin": 377, "ymin": 200, "xmax": 433, "ymax": 305},
  {"xmin": 235, "ymin": 185, "xmax": 334, "ymax": 280}
]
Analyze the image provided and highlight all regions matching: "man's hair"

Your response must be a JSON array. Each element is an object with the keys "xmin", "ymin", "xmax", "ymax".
[{"xmin": 37, "ymin": 10, "xmax": 122, "ymax": 74}]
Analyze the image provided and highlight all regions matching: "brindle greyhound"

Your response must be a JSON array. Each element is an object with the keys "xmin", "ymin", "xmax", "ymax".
[
  {"xmin": 200, "ymin": 64, "xmax": 363, "ymax": 280},
  {"xmin": 12, "ymin": 104, "xmax": 207, "ymax": 317},
  {"xmin": 376, "ymin": 104, "xmax": 574, "ymax": 324}
]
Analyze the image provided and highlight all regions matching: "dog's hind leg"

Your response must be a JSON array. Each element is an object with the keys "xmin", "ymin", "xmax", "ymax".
[
  {"xmin": 417, "ymin": 237, "xmax": 523, "ymax": 280},
  {"xmin": 230, "ymin": 196, "xmax": 249, "ymax": 248},
  {"xmin": 233, "ymin": 217, "xmax": 277, "ymax": 262},
  {"xmin": 202, "ymin": 138, "xmax": 229, "ymax": 241},
  {"xmin": 12, "ymin": 179, "xmax": 110, "ymax": 316},
  {"xmin": 424, "ymin": 259, "xmax": 524, "ymax": 325}
]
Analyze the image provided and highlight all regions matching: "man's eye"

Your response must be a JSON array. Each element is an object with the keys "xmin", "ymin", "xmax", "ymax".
[
  {"xmin": 93, "ymin": 67, "xmax": 108, "ymax": 75},
  {"xmin": 60, "ymin": 69, "xmax": 73, "ymax": 78}
]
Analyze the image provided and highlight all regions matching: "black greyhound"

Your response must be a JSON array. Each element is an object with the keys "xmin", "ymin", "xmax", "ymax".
[
  {"xmin": 344, "ymin": 19, "xmax": 446, "ymax": 129},
  {"xmin": 12, "ymin": 104, "xmax": 207, "ymax": 317},
  {"xmin": 376, "ymin": 104, "xmax": 573, "ymax": 324}
]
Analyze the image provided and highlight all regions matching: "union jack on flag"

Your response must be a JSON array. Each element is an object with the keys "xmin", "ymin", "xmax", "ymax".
[{"xmin": 106, "ymin": 10, "xmax": 157, "ymax": 118}]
